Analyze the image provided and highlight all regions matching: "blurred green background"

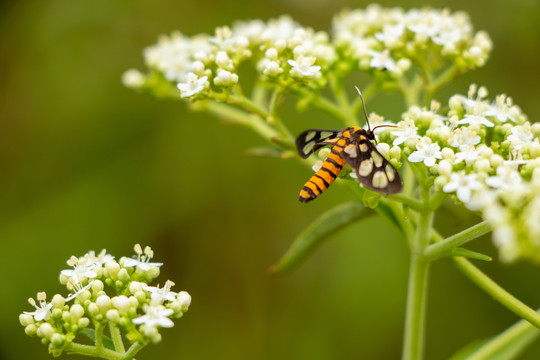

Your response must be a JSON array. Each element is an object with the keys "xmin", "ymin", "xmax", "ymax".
[{"xmin": 2, "ymin": 0, "xmax": 540, "ymax": 359}]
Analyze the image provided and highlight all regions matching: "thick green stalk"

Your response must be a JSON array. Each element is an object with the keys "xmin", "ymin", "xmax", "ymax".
[
  {"xmin": 402, "ymin": 255, "xmax": 430, "ymax": 360},
  {"xmin": 402, "ymin": 208, "xmax": 433, "ymax": 360}
]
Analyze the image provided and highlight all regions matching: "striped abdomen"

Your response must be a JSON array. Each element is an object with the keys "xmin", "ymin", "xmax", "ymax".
[{"xmin": 298, "ymin": 138, "xmax": 347, "ymax": 202}]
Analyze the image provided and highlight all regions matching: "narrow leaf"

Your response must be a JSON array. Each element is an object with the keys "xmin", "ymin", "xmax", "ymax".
[
  {"xmin": 269, "ymin": 202, "xmax": 373, "ymax": 274},
  {"xmin": 451, "ymin": 316, "xmax": 540, "ymax": 360},
  {"xmin": 450, "ymin": 248, "xmax": 492, "ymax": 261}
]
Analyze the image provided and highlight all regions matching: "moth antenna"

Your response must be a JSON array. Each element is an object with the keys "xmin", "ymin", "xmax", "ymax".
[
  {"xmin": 372, "ymin": 124, "xmax": 398, "ymax": 131},
  {"xmin": 355, "ymin": 86, "xmax": 371, "ymax": 132}
]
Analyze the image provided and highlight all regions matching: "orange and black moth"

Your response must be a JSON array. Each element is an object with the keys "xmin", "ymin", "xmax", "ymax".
[{"xmin": 296, "ymin": 126, "xmax": 402, "ymax": 202}]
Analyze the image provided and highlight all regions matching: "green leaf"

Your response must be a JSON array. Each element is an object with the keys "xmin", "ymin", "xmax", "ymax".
[
  {"xmin": 450, "ymin": 320, "xmax": 540, "ymax": 360},
  {"xmin": 82, "ymin": 328, "xmax": 115, "ymax": 350},
  {"xmin": 450, "ymin": 248, "xmax": 492, "ymax": 261},
  {"xmin": 269, "ymin": 202, "xmax": 373, "ymax": 274}
]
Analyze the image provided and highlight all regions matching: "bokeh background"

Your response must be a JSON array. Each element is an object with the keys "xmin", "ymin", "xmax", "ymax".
[{"xmin": 2, "ymin": 0, "xmax": 540, "ymax": 359}]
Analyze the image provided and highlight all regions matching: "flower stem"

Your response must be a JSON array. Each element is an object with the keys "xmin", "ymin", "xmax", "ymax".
[
  {"xmin": 109, "ymin": 323, "xmax": 125, "ymax": 353},
  {"xmin": 402, "ymin": 207, "xmax": 433, "ymax": 360},
  {"xmin": 452, "ymin": 257, "xmax": 540, "ymax": 329},
  {"xmin": 66, "ymin": 342, "xmax": 123, "ymax": 360},
  {"xmin": 423, "ymin": 221, "xmax": 491, "ymax": 261},
  {"xmin": 402, "ymin": 255, "xmax": 430, "ymax": 360}
]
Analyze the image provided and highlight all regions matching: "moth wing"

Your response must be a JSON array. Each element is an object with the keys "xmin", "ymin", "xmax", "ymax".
[
  {"xmin": 342, "ymin": 139, "xmax": 402, "ymax": 194},
  {"xmin": 296, "ymin": 129, "xmax": 341, "ymax": 159}
]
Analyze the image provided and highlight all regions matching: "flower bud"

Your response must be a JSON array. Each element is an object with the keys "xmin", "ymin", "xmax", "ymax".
[
  {"xmin": 37, "ymin": 323, "xmax": 54, "ymax": 339},
  {"xmin": 70, "ymin": 304, "xmax": 85, "ymax": 320},
  {"xmin": 177, "ymin": 291, "xmax": 192, "ymax": 311},
  {"xmin": 96, "ymin": 295, "xmax": 111, "ymax": 312},
  {"xmin": 106, "ymin": 309, "xmax": 120, "ymax": 322},
  {"xmin": 19, "ymin": 314, "xmax": 34, "ymax": 327}
]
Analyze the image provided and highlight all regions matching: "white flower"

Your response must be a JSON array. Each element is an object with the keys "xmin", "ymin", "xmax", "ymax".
[
  {"xmin": 177, "ymin": 72, "xmax": 208, "ymax": 98},
  {"xmin": 61, "ymin": 256, "xmax": 98, "ymax": 285},
  {"xmin": 142, "ymin": 280, "xmax": 178, "ymax": 302},
  {"xmin": 507, "ymin": 125, "xmax": 533, "ymax": 150},
  {"xmin": 448, "ymin": 127, "xmax": 480, "ymax": 151},
  {"xmin": 453, "ymin": 145, "xmax": 479, "ymax": 165},
  {"xmin": 432, "ymin": 29, "xmax": 463, "ymax": 47},
  {"xmin": 124, "ymin": 244, "xmax": 163, "ymax": 271},
  {"xmin": 84, "ymin": 249, "xmax": 115, "ymax": 267},
  {"xmin": 65, "ymin": 281, "xmax": 93, "ymax": 302},
  {"xmin": 408, "ymin": 141, "xmax": 442, "ymax": 166},
  {"xmin": 485, "ymin": 165, "xmax": 522, "ymax": 190},
  {"xmin": 483, "ymin": 104, "xmax": 515, "ymax": 123},
  {"xmin": 443, "ymin": 172, "xmax": 483, "ymax": 203},
  {"xmin": 391, "ymin": 122, "xmax": 421, "ymax": 145},
  {"xmin": 374, "ymin": 23, "xmax": 405, "ymax": 47},
  {"xmin": 132, "ymin": 305, "xmax": 174, "ymax": 328},
  {"xmin": 288, "ymin": 55, "xmax": 321, "ymax": 77},
  {"xmin": 24, "ymin": 292, "xmax": 53, "ymax": 322},
  {"xmin": 457, "ymin": 114, "xmax": 494, "ymax": 127},
  {"xmin": 366, "ymin": 49, "xmax": 397, "ymax": 72}
]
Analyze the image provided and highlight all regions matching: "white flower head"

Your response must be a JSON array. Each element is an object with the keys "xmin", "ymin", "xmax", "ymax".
[
  {"xmin": 124, "ymin": 244, "xmax": 163, "ymax": 271},
  {"xmin": 507, "ymin": 124, "xmax": 533, "ymax": 150},
  {"xmin": 391, "ymin": 120, "xmax": 421, "ymax": 145},
  {"xmin": 448, "ymin": 127, "xmax": 481, "ymax": 151},
  {"xmin": 485, "ymin": 165, "xmax": 522, "ymax": 190},
  {"xmin": 24, "ymin": 292, "xmax": 53, "ymax": 322},
  {"xmin": 65, "ymin": 280, "xmax": 93, "ymax": 302},
  {"xmin": 366, "ymin": 49, "xmax": 398, "ymax": 72},
  {"xmin": 443, "ymin": 171, "xmax": 484, "ymax": 204},
  {"xmin": 142, "ymin": 280, "xmax": 178, "ymax": 303},
  {"xmin": 132, "ymin": 304, "xmax": 174, "ymax": 328},
  {"xmin": 177, "ymin": 72, "xmax": 208, "ymax": 98},
  {"xmin": 408, "ymin": 140, "xmax": 442, "ymax": 167},
  {"xmin": 454, "ymin": 145, "xmax": 479, "ymax": 165},
  {"xmin": 288, "ymin": 55, "xmax": 321, "ymax": 77},
  {"xmin": 61, "ymin": 256, "xmax": 98, "ymax": 285},
  {"xmin": 457, "ymin": 114, "xmax": 494, "ymax": 128}
]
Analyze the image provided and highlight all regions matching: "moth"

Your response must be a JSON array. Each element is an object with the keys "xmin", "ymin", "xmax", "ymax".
[{"xmin": 296, "ymin": 91, "xmax": 402, "ymax": 202}]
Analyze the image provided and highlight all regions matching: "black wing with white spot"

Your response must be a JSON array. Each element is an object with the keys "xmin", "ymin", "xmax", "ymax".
[
  {"xmin": 341, "ymin": 137, "xmax": 402, "ymax": 194},
  {"xmin": 296, "ymin": 129, "xmax": 341, "ymax": 159}
]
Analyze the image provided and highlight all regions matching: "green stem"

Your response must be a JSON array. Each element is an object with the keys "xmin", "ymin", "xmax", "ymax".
[
  {"xmin": 387, "ymin": 193, "xmax": 426, "ymax": 212},
  {"xmin": 424, "ymin": 221, "xmax": 491, "ymax": 261},
  {"xmin": 95, "ymin": 323, "xmax": 105, "ymax": 352},
  {"xmin": 402, "ymin": 206, "xmax": 433, "ymax": 360},
  {"xmin": 66, "ymin": 342, "xmax": 124, "ymax": 360},
  {"xmin": 109, "ymin": 323, "xmax": 125, "ymax": 353},
  {"xmin": 453, "ymin": 257, "xmax": 540, "ymax": 329},
  {"xmin": 202, "ymin": 101, "xmax": 283, "ymax": 145},
  {"xmin": 402, "ymin": 255, "xmax": 430, "ymax": 360},
  {"xmin": 465, "ymin": 312, "xmax": 540, "ymax": 360}
]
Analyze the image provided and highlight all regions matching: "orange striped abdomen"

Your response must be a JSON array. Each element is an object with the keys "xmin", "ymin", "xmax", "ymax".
[{"xmin": 298, "ymin": 142, "xmax": 347, "ymax": 202}]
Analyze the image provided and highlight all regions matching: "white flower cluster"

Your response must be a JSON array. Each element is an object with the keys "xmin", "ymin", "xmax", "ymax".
[
  {"xmin": 20, "ymin": 245, "xmax": 191, "ymax": 357},
  {"xmin": 124, "ymin": 16, "xmax": 336, "ymax": 98},
  {"xmin": 375, "ymin": 85, "xmax": 539, "ymax": 262},
  {"xmin": 332, "ymin": 5, "xmax": 492, "ymax": 77}
]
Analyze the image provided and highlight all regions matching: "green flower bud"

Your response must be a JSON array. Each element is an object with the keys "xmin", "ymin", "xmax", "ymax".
[
  {"xmin": 19, "ymin": 314, "xmax": 34, "ymax": 327},
  {"xmin": 25, "ymin": 324, "xmax": 38, "ymax": 336},
  {"xmin": 51, "ymin": 294, "xmax": 65, "ymax": 309},
  {"xmin": 78, "ymin": 317, "xmax": 90, "ymax": 329},
  {"xmin": 106, "ymin": 309, "xmax": 120, "ymax": 323},
  {"xmin": 37, "ymin": 323, "xmax": 55, "ymax": 339},
  {"xmin": 70, "ymin": 304, "xmax": 85, "ymax": 320}
]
